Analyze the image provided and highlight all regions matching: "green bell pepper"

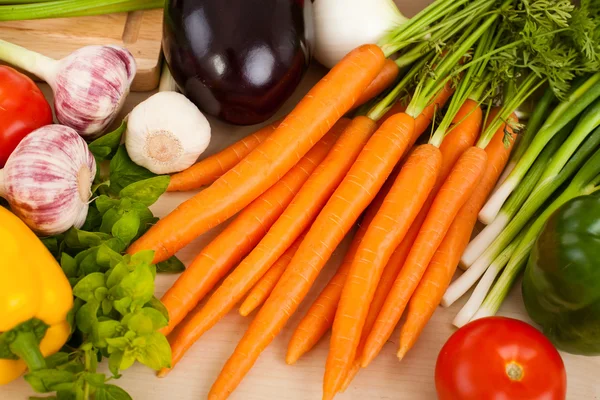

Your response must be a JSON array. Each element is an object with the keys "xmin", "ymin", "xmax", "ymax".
[{"xmin": 522, "ymin": 194, "xmax": 600, "ymax": 355}]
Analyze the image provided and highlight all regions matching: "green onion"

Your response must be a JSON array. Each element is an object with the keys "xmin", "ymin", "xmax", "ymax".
[
  {"xmin": 460, "ymin": 119, "xmax": 573, "ymax": 267},
  {"xmin": 450, "ymin": 229, "xmax": 525, "ymax": 327},
  {"xmin": 473, "ymin": 145, "xmax": 600, "ymax": 320},
  {"xmin": 443, "ymin": 121, "xmax": 600, "ymax": 308},
  {"xmin": 0, "ymin": 0, "xmax": 163, "ymax": 21},
  {"xmin": 480, "ymin": 72, "xmax": 600, "ymax": 223}
]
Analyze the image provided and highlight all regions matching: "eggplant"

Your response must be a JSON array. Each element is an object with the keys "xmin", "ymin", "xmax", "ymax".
[{"xmin": 163, "ymin": 0, "xmax": 313, "ymax": 126}]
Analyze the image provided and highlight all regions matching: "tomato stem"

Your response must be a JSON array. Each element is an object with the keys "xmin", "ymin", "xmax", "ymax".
[{"xmin": 506, "ymin": 362, "xmax": 524, "ymax": 381}]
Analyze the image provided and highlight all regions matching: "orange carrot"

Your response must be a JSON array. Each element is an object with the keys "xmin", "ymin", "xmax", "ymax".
[
  {"xmin": 128, "ymin": 44, "xmax": 386, "ymax": 263},
  {"xmin": 207, "ymin": 112, "xmax": 416, "ymax": 400},
  {"xmin": 396, "ymin": 110, "xmax": 517, "ymax": 359},
  {"xmin": 285, "ymin": 166, "xmax": 400, "ymax": 365},
  {"xmin": 167, "ymin": 120, "xmax": 281, "ymax": 192},
  {"xmin": 158, "ymin": 122, "xmax": 346, "ymax": 338},
  {"xmin": 324, "ymin": 145, "xmax": 441, "ymax": 399},
  {"xmin": 339, "ymin": 99, "xmax": 483, "ymax": 391},
  {"xmin": 158, "ymin": 116, "xmax": 376, "ymax": 364},
  {"xmin": 239, "ymin": 234, "xmax": 305, "ymax": 317},
  {"xmin": 353, "ymin": 59, "xmax": 400, "ymax": 108},
  {"xmin": 361, "ymin": 147, "xmax": 488, "ymax": 368}
]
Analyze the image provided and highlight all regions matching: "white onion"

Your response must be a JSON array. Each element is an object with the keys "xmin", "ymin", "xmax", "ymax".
[{"xmin": 313, "ymin": 0, "xmax": 407, "ymax": 68}]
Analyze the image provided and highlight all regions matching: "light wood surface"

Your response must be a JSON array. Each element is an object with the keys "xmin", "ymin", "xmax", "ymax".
[
  {"xmin": 2, "ymin": 63, "xmax": 599, "ymax": 400},
  {"xmin": 0, "ymin": 10, "xmax": 163, "ymax": 91}
]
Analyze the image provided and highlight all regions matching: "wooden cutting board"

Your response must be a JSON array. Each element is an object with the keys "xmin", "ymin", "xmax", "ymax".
[{"xmin": 0, "ymin": 9, "xmax": 163, "ymax": 91}]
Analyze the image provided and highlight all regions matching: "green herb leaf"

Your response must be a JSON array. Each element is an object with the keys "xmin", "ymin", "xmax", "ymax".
[
  {"xmin": 73, "ymin": 273, "xmax": 106, "ymax": 302},
  {"xmin": 156, "ymin": 256, "xmax": 185, "ymax": 274},
  {"xmin": 96, "ymin": 245, "xmax": 123, "ymax": 269},
  {"xmin": 145, "ymin": 297, "xmax": 169, "ymax": 321},
  {"xmin": 82, "ymin": 206, "xmax": 102, "ymax": 231},
  {"xmin": 60, "ymin": 254, "xmax": 78, "ymax": 279},
  {"xmin": 44, "ymin": 353, "xmax": 70, "ymax": 369},
  {"xmin": 96, "ymin": 384, "xmax": 133, "ymax": 400},
  {"xmin": 83, "ymin": 372, "xmax": 107, "ymax": 387},
  {"xmin": 106, "ymin": 262, "xmax": 130, "ymax": 289},
  {"xmin": 111, "ymin": 211, "xmax": 140, "ymax": 245},
  {"xmin": 89, "ymin": 121, "xmax": 126, "ymax": 161},
  {"xmin": 135, "ymin": 332, "xmax": 171, "ymax": 370},
  {"xmin": 99, "ymin": 208, "xmax": 123, "ymax": 234},
  {"xmin": 130, "ymin": 250, "xmax": 155, "ymax": 267},
  {"xmin": 109, "ymin": 146, "xmax": 156, "ymax": 194},
  {"xmin": 107, "ymin": 351, "xmax": 122, "ymax": 378},
  {"xmin": 94, "ymin": 321, "xmax": 122, "ymax": 348},
  {"xmin": 79, "ymin": 248, "xmax": 102, "ymax": 276},
  {"xmin": 24, "ymin": 370, "xmax": 77, "ymax": 393},
  {"xmin": 119, "ymin": 176, "xmax": 170, "ymax": 206},
  {"xmin": 114, "ymin": 264, "xmax": 155, "ymax": 310},
  {"xmin": 96, "ymin": 196, "xmax": 120, "ymax": 214},
  {"xmin": 75, "ymin": 302, "xmax": 99, "ymax": 335},
  {"xmin": 65, "ymin": 229, "xmax": 111, "ymax": 249},
  {"xmin": 103, "ymin": 238, "xmax": 127, "ymax": 253}
]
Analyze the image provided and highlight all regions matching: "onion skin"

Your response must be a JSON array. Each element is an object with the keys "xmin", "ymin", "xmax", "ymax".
[
  {"xmin": 162, "ymin": 0, "xmax": 313, "ymax": 126},
  {"xmin": 0, "ymin": 125, "xmax": 96, "ymax": 236}
]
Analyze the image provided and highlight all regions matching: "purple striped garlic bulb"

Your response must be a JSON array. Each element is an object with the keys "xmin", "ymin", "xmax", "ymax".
[
  {"xmin": 0, "ymin": 39, "xmax": 136, "ymax": 140},
  {"xmin": 0, "ymin": 125, "xmax": 96, "ymax": 236}
]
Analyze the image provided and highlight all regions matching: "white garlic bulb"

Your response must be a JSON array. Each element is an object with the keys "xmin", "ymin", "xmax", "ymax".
[
  {"xmin": 0, "ymin": 39, "xmax": 136, "ymax": 140},
  {"xmin": 125, "ymin": 91, "xmax": 211, "ymax": 175},
  {"xmin": 50, "ymin": 45, "xmax": 137, "ymax": 139},
  {"xmin": 0, "ymin": 125, "xmax": 96, "ymax": 236}
]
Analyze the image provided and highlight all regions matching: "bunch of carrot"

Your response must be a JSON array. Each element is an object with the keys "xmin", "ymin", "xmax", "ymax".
[{"xmin": 126, "ymin": 0, "xmax": 593, "ymax": 398}]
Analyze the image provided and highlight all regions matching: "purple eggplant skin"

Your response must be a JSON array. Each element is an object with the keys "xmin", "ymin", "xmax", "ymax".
[{"xmin": 163, "ymin": 0, "xmax": 314, "ymax": 126}]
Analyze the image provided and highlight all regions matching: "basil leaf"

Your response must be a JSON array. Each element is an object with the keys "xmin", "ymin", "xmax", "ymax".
[
  {"xmin": 89, "ymin": 121, "xmax": 126, "ymax": 161},
  {"xmin": 96, "ymin": 384, "xmax": 132, "ymax": 400},
  {"xmin": 82, "ymin": 206, "xmax": 102, "ymax": 231},
  {"xmin": 129, "ymin": 250, "xmax": 154, "ymax": 267},
  {"xmin": 79, "ymin": 248, "xmax": 101, "ymax": 276},
  {"xmin": 118, "ymin": 264, "xmax": 155, "ymax": 306},
  {"xmin": 73, "ymin": 273, "xmax": 106, "ymax": 302},
  {"xmin": 106, "ymin": 262, "xmax": 130, "ymax": 289},
  {"xmin": 119, "ymin": 176, "xmax": 170, "ymax": 207},
  {"xmin": 135, "ymin": 332, "xmax": 171, "ymax": 370},
  {"xmin": 113, "ymin": 297, "xmax": 133, "ymax": 316},
  {"xmin": 103, "ymin": 238, "xmax": 127, "ymax": 253},
  {"xmin": 145, "ymin": 297, "xmax": 169, "ymax": 321},
  {"xmin": 65, "ymin": 228, "xmax": 111, "ymax": 249},
  {"xmin": 96, "ymin": 245, "xmax": 123, "ymax": 269},
  {"xmin": 83, "ymin": 372, "xmax": 107, "ymax": 387},
  {"xmin": 95, "ymin": 196, "xmax": 120, "ymax": 214},
  {"xmin": 108, "ymin": 351, "xmax": 123, "ymax": 378},
  {"xmin": 41, "ymin": 237, "xmax": 60, "ymax": 258},
  {"xmin": 119, "ymin": 350, "xmax": 136, "ymax": 371},
  {"xmin": 44, "ymin": 352, "xmax": 70, "ymax": 369},
  {"xmin": 156, "ymin": 256, "xmax": 185, "ymax": 274},
  {"xmin": 76, "ymin": 301, "xmax": 99, "ymax": 335},
  {"xmin": 111, "ymin": 211, "xmax": 140, "ymax": 245},
  {"xmin": 94, "ymin": 321, "xmax": 122, "ymax": 348},
  {"xmin": 109, "ymin": 146, "xmax": 156, "ymax": 194},
  {"xmin": 60, "ymin": 253, "xmax": 78, "ymax": 279},
  {"xmin": 24, "ymin": 369, "xmax": 77, "ymax": 393},
  {"xmin": 99, "ymin": 208, "xmax": 123, "ymax": 234}
]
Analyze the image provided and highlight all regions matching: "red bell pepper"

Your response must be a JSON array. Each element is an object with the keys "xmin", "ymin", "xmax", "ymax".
[{"xmin": 0, "ymin": 66, "xmax": 53, "ymax": 167}]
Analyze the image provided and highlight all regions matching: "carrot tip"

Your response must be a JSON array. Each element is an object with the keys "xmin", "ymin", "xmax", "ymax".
[
  {"xmin": 238, "ymin": 307, "xmax": 250, "ymax": 317},
  {"xmin": 157, "ymin": 368, "xmax": 170, "ymax": 378},
  {"xmin": 285, "ymin": 354, "xmax": 298, "ymax": 365},
  {"xmin": 322, "ymin": 392, "xmax": 336, "ymax": 400}
]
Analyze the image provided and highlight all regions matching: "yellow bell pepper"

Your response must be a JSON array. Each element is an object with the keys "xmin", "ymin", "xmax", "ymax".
[{"xmin": 0, "ymin": 206, "xmax": 73, "ymax": 385}]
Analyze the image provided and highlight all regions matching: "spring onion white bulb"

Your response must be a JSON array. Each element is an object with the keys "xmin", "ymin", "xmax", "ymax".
[
  {"xmin": 125, "ymin": 91, "xmax": 211, "ymax": 174},
  {"xmin": 0, "ymin": 125, "xmax": 96, "ymax": 236},
  {"xmin": 313, "ymin": 0, "xmax": 407, "ymax": 68},
  {"xmin": 0, "ymin": 39, "xmax": 136, "ymax": 140}
]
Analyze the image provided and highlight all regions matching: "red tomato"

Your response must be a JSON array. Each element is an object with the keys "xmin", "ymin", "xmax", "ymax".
[
  {"xmin": 435, "ymin": 317, "xmax": 566, "ymax": 400},
  {"xmin": 0, "ymin": 66, "xmax": 53, "ymax": 167}
]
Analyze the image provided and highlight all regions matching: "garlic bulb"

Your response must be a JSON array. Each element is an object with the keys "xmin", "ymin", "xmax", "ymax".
[
  {"xmin": 313, "ymin": 0, "xmax": 407, "ymax": 68},
  {"xmin": 125, "ymin": 91, "xmax": 211, "ymax": 175},
  {"xmin": 0, "ymin": 125, "xmax": 96, "ymax": 236},
  {"xmin": 0, "ymin": 39, "xmax": 136, "ymax": 140}
]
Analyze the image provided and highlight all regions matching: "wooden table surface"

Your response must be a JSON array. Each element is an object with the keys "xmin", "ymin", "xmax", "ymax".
[{"xmin": 3, "ymin": 2, "xmax": 600, "ymax": 397}]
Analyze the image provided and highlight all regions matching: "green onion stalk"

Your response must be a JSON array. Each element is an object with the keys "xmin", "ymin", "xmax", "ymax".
[
  {"xmin": 472, "ymin": 143, "xmax": 600, "ymax": 322},
  {"xmin": 460, "ymin": 116, "xmax": 573, "ymax": 268},
  {"xmin": 0, "ymin": 0, "xmax": 163, "ymax": 21},
  {"xmin": 443, "ymin": 122, "xmax": 600, "ymax": 321}
]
